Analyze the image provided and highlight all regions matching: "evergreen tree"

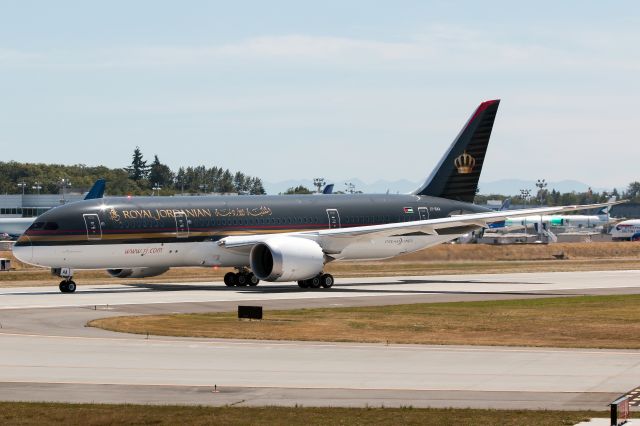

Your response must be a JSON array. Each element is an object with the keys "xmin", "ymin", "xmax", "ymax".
[
  {"xmin": 219, "ymin": 169, "xmax": 235, "ymax": 193},
  {"xmin": 249, "ymin": 177, "xmax": 266, "ymax": 195},
  {"xmin": 126, "ymin": 147, "xmax": 150, "ymax": 181},
  {"xmin": 175, "ymin": 167, "xmax": 187, "ymax": 194},
  {"xmin": 625, "ymin": 182, "xmax": 640, "ymax": 200},
  {"xmin": 148, "ymin": 155, "xmax": 175, "ymax": 189},
  {"xmin": 284, "ymin": 185, "xmax": 313, "ymax": 195},
  {"xmin": 234, "ymin": 171, "xmax": 247, "ymax": 193}
]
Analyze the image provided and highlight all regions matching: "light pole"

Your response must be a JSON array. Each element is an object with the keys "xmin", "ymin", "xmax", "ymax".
[
  {"xmin": 17, "ymin": 181, "xmax": 26, "ymax": 195},
  {"xmin": 535, "ymin": 179, "xmax": 547, "ymax": 205},
  {"xmin": 313, "ymin": 178, "xmax": 325, "ymax": 194},
  {"xmin": 59, "ymin": 178, "xmax": 72, "ymax": 204},
  {"xmin": 519, "ymin": 188, "xmax": 531, "ymax": 206},
  {"xmin": 344, "ymin": 182, "xmax": 355, "ymax": 194},
  {"xmin": 520, "ymin": 188, "xmax": 532, "ymax": 236},
  {"xmin": 32, "ymin": 181, "xmax": 42, "ymax": 195}
]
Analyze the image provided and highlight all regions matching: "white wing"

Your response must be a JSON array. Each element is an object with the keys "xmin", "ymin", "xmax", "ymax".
[{"xmin": 218, "ymin": 201, "xmax": 623, "ymax": 254}]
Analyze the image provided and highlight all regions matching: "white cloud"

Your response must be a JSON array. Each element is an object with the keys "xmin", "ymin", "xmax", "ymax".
[{"xmin": 2, "ymin": 27, "xmax": 637, "ymax": 72}]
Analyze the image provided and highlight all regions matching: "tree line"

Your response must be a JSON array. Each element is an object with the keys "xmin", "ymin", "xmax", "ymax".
[
  {"xmin": 0, "ymin": 147, "xmax": 265, "ymax": 196},
  {"xmin": 473, "ymin": 185, "xmax": 631, "ymax": 206}
]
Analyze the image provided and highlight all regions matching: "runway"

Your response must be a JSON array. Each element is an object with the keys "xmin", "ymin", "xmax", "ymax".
[
  {"xmin": 2, "ymin": 269, "xmax": 640, "ymax": 311},
  {"xmin": 1, "ymin": 270, "xmax": 639, "ymax": 409}
]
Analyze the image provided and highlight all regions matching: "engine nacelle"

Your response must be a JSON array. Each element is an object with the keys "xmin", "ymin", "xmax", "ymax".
[
  {"xmin": 250, "ymin": 237, "xmax": 324, "ymax": 282},
  {"xmin": 106, "ymin": 267, "xmax": 170, "ymax": 279}
]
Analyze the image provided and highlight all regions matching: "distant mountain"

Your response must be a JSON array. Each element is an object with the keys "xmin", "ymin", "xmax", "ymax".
[
  {"xmin": 477, "ymin": 179, "xmax": 616, "ymax": 196},
  {"xmin": 264, "ymin": 178, "xmax": 619, "ymax": 196}
]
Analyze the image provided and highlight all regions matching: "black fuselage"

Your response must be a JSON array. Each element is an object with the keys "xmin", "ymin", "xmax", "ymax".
[{"xmin": 17, "ymin": 194, "xmax": 491, "ymax": 247}]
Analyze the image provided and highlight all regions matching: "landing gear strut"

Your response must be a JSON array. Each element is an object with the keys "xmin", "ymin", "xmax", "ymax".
[
  {"xmin": 298, "ymin": 273, "xmax": 334, "ymax": 289},
  {"xmin": 52, "ymin": 268, "xmax": 76, "ymax": 293},
  {"xmin": 224, "ymin": 269, "xmax": 260, "ymax": 287}
]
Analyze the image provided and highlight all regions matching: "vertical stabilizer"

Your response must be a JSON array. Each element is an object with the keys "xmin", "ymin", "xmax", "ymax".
[
  {"xmin": 84, "ymin": 179, "xmax": 106, "ymax": 200},
  {"xmin": 413, "ymin": 100, "xmax": 500, "ymax": 202}
]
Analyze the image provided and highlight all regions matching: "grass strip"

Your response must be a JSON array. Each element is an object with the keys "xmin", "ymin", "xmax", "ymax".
[
  {"xmin": 0, "ymin": 402, "xmax": 608, "ymax": 426},
  {"xmin": 90, "ymin": 294, "xmax": 640, "ymax": 349}
]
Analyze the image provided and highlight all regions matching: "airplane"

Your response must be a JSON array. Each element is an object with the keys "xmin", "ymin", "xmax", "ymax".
[
  {"xmin": 500, "ymin": 203, "xmax": 613, "ymax": 231},
  {"xmin": 12, "ymin": 100, "xmax": 619, "ymax": 293},
  {"xmin": 0, "ymin": 179, "xmax": 106, "ymax": 240},
  {"xmin": 322, "ymin": 184, "xmax": 334, "ymax": 194},
  {"xmin": 610, "ymin": 219, "xmax": 640, "ymax": 241}
]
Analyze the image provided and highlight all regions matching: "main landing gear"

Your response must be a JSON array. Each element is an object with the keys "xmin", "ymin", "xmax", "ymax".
[
  {"xmin": 224, "ymin": 269, "xmax": 260, "ymax": 287},
  {"xmin": 298, "ymin": 273, "xmax": 334, "ymax": 289}
]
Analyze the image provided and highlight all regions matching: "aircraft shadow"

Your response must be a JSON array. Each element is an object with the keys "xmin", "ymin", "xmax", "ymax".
[
  {"xmin": 0, "ymin": 279, "xmax": 573, "ymax": 298},
  {"xmin": 118, "ymin": 281, "xmax": 575, "ymax": 297}
]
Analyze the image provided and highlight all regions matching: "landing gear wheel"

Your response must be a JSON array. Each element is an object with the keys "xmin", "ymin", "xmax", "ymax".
[
  {"xmin": 236, "ymin": 273, "xmax": 248, "ymax": 286},
  {"xmin": 320, "ymin": 274, "xmax": 334, "ymax": 288},
  {"xmin": 297, "ymin": 280, "xmax": 309, "ymax": 289},
  {"xmin": 310, "ymin": 276, "xmax": 321, "ymax": 289},
  {"xmin": 248, "ymin": 274, "xmax": 259, "ymax": 286},
  {"xmin": 59, "ymin": 280, "xmax": 76, "ymax": 293},
  {"xmin": 224, "ymin": 272, "xmax": 237, "ymax": 287}
]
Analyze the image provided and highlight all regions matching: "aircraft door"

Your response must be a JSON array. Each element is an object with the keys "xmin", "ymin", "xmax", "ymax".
[
  {"xmin": 418, "ymin": 207, "xmax": 429, "ymax": 220},
  {"xmin": 326, "ymin": 209, "xmax": 341, "ymax": 229},
  {"xmin": 174, "ymin": 211, "xmax": 190, "ymax": 238},
  {"xmin": 83, "ymin": 213, "xmax": 102, "ymax": 240}
]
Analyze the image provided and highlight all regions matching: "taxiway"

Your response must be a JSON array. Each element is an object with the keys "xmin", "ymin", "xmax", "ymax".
[{"xmin": 0, "ymin": 270, "xmax": 639, "ymax": 409}]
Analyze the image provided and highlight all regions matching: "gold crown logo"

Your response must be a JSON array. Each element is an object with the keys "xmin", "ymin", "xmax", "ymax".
[
  {"xmin": 109, "ymin": 207, "xmax": 121, "ymax": 222},
  {"xmin": 454, "ymin": 150, "xmax": 476, "ymax": 174}
]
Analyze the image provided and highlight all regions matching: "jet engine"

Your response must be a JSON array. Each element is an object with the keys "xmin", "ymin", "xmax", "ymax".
[
  {"xmin": 250, "ymin": 237, "xmax": 324, "ymax": 282},
  {"xmin": 106, "ymin": 267, "xmax": 170, "ymax": 278}
]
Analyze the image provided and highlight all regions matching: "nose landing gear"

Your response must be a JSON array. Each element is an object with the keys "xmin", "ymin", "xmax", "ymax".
[
  {"xmin": 59, "ymin": 280, "xmax": 77, "ymax": 293},
  {"xmin": 52, "ymin": 268, "xmax": 76, "ymax": 293}
]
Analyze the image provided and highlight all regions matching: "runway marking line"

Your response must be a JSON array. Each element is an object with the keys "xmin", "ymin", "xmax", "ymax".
[{"xmin": 1, "ymin": 330, "xmax": 640, "ymax": 356}]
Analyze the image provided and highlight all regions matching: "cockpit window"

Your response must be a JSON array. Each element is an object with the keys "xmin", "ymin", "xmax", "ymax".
[
  {"xmin": 44, "ymin": 222, "xmax": 59, "ymax": 230},
  {"xmin": 28, "ymin": 222, "xmax": 45, "ymax": 230}
]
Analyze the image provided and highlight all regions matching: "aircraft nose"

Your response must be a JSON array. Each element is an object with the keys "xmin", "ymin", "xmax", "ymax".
[{"xmin": 12, "ymin": 235, "xmax": 33, "ymax": 264}]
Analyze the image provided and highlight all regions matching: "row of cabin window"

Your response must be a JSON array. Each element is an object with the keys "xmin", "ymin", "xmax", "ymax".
[{"xmin": 110, "ymin": 215, "xmax": 412, "ymax": 229}]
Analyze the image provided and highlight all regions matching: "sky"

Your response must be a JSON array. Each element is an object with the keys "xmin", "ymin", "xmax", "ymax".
[{"xmin": 1, "ymin": 1, "xmax": 639, "ymax": 190}]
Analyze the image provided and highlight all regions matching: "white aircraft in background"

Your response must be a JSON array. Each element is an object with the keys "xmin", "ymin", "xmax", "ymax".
[
  {"xmin": 500, "ymin": 201, "xmax": 614, "ymax": 231},
  {"xmin": 0, "ymin": 218, "xmax": 37, "ymax": 239},
  {"xmin": 610, "ymin": 220, "xmax": 640, "ymax": 241}
]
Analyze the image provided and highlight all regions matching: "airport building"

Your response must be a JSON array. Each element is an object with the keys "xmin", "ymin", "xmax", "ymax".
[{"xmin": 0, "ymin": 194, "xmax": 85, "ymax": 218}]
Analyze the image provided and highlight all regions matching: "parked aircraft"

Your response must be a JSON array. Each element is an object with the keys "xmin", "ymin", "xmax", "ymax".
[
  {"xmin": 501, "ymin": 203, "xmax": 613, "ymax": 231},
  {"xmin": 13, "ymin": 101, "xmax": 618, "ymax": 293},
  {"xmin": 610, "ymin": 219, "xmax": 640, "ymax": 241}
]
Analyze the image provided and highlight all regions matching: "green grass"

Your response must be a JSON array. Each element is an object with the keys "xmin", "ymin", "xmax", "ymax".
[
  {"xmin": 0, "ymin": 402, "xmax": 607, "ymax": 426},
  {"xmin": 90, "ymin": 294, "xmax": 640, "ymax": 349}
]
